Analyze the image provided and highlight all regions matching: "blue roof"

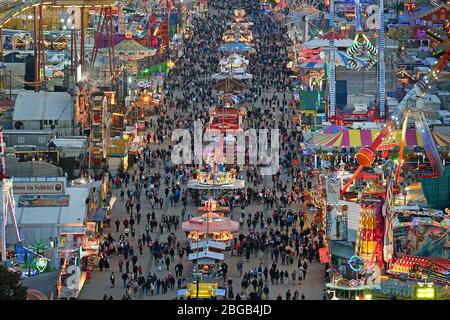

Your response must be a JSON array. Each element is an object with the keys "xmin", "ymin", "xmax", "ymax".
[
  {"xmin": 91, "ymin": 207, "xmax": 107, "ymax": 222},
  {"xmin": 220, "ymin": 42, "xmax": 255, "ymax": 52}
]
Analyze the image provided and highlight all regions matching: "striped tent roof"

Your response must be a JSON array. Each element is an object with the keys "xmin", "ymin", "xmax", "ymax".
[{"xmin": 312, "ymin": 129, "xmax": 450, "ymax": 148}]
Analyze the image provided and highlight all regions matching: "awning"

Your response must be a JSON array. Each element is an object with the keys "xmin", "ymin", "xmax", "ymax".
[
  {"xmin": 312, "ymin": 129, "xmax": 450, "ymax": 148},
  {"xmin": 329, "ymin": 242, "xmax": 355, "ymax": 259},
  {"xmin": 299, "ymin": 61, "xmax": 325, "ymax": 69},
  {"xmin": 91, "ymin": 207, "xmax": 107, "ymax": 222}
]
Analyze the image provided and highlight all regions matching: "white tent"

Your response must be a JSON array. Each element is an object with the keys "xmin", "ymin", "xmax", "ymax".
[{"xmin": 5, "ymin": 186, "xmax": 89, "ymax": 246}]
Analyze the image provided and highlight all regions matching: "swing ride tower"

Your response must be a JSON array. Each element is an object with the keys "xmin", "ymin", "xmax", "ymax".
[{"xmin": 0, "ymin": 127, "xmax": 21, "ymax": 263}]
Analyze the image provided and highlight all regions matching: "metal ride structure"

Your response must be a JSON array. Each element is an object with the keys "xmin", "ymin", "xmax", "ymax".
[
  {"xmin": 341, "ymin": 22, "xmax": 450, "ymax": 197},
  {"xmin": 154, "ymin": 0, "xmax": 174, "ymax": 50},
  {"xmin": 327, "ymin": 0, "xmax": 336, "ymax": 120},
  {"xmin": 286, "ymin": 0, "xmax": 325, "ymax": 44},
  {"xmin": 345, "ymin": 0, "xmax": 378, "ymax": 71},
  {"xmin": 328, "ymin": 0, "xmax": 386, "ymax": 124},
  {"xmin": 0, "ymin": 0, "xmax": 115, "ymax": 91},
  {"xmin": 90, "ymin": 7, "xmax": 116, "ymax": 83},
  {"xmin": 378, "ymin": 0, "xmax": 386, "ymax": 118},
  {"xmin": 0, "ymin": 127, "xmax": 21, "ymax": 263}
]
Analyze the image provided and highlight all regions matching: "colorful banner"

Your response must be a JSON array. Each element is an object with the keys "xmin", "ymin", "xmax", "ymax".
[
  {"xmin": 18, "ymin": 195, "xmax": 70, "ymax": 207},
  {"xmin": 312, "ymin": 129, "xmax": 450, "ymax": 148}
]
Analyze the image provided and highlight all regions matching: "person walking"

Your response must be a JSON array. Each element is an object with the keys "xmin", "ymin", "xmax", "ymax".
[
  {"xmin": 110, "ymin": 272, "xmax": 115, "ymax": 288},
  {"xmin": 85, "ymin": 270, "xmax": 91, "ymax": 284},
  {"xmin": 115, "ymin": 219, "xmax": 120, "ymax": 232},
  {"xmin": 118, "ymin": 257, "xmax": 123, "ymax": 273},
  {"xmin": 286, "ymin": 289, "xmax": 291, "ymax": 300},
  {"xmin": 121, "ymin": 272, "xmax": 129, "ymax": 288},
  {"xmin": 165, "ymin": 256, "xmax": 170, "ymax": 271}
]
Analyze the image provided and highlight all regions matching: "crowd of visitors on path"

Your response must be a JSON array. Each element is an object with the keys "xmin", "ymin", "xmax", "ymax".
[{"xmin": 84, "ymin": 0, "xmax": 328, "ymax": 300}]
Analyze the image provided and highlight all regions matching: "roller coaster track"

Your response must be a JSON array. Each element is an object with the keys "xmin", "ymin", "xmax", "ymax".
[{"xmin": 0, "ymin": 0, "xmax": 114, "ymax": 29}]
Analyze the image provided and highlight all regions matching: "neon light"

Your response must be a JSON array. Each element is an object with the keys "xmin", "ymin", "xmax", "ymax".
[
  {"xmin": 35, "ymin": 258, "xmax": 48, "ymax": 273},
  {"xmin": 348, "ymin": 255, "xmax": 364, "ymax": 272}
]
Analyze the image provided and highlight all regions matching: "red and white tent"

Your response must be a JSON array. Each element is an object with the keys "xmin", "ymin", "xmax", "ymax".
[{"xmin": 182, "ymin": 212, "xmax": 239, "ymax": 233}]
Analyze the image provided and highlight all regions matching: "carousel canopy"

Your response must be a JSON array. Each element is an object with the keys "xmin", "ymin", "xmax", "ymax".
[
  {"xmin": 219, "ymin": 54, "xmax": 249, "ymax": 66},
  {"xmin": 182, "ymin": 212, "xmax": 239, "ymax": 233},
  {"xmin": 212, "ymin": 72, "xmax": 252, "ymax": 80},
  {"xmin": 113, "ymin": 33, "xmax": 156, "ymax": 60},
  {"xmin": 214, "ymin": 78, "xmax": 247, "ymax": 92},
  {"xmin": 311, "ymin": 129, "xmax": 450, "ymax": 148}
]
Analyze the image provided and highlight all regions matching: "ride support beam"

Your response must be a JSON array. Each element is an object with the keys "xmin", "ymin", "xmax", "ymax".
[
  {"xmin": 33, "ymin": 6, "xmax": 39, "ymax": 91},
  {"xmin": 81, "ymin": 7, "xmax": 85, "ymax": 67},
  {"xmin": 39, "ymin": 5, "xmax": 46, "ymax": 90}
]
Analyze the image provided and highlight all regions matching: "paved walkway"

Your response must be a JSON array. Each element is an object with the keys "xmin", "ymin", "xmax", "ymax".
[{"xmin": 79, "ymin": 0, "xmax": 325, "ymax": 301}]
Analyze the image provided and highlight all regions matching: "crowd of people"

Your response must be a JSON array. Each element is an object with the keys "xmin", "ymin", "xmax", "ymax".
[{"xmin": 83, "ymin": 0, "xmax": 329, "ymax": 301}]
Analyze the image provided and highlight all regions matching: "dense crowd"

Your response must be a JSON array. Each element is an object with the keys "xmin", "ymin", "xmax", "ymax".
[{"xmin": 86, "ymin": 0, "xmax": 330, "ymax": 300}]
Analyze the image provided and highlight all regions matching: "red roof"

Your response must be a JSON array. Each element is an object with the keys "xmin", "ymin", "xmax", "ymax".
[
  {"xmin": 182, "ymin": 212, "xmax": 239, "ymax": 233},
  {"xmin": 321, "ymin": 32, "xmax": 347, "ymax": 40}
]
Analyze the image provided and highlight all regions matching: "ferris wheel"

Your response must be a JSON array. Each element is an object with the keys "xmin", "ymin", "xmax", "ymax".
[
  {"xmin": 286, "ymin": 0, "xmax": 322, "ymax": 11},
  {"xmin": 286, "ymin": 0, "xmax": 326, "ymax": 43}
]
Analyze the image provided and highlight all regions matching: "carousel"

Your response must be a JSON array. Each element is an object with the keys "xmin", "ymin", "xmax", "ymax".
[
  {"xmin": 219, "ymin": 54, "xmax": 249, "ymax": 72},
  {"xmin": 187, "ymin": 144, "xmax": 245, "ymax": 191},
  {"xmin": 196, "ymin": 162, "xmax": 237, "ymax": 186},
  {"xmin": 113, "ymin": 31, "xmax": 156, "ymax": 75},
  {"xmin": 197, "ymin": 198, "xmax": 230, "ymax": 215},
  {"xmin": 182, "ymin": 211, "xmax": 239, "ymax": 248}
]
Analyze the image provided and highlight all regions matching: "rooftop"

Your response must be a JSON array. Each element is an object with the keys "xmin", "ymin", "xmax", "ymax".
[
  {"xmin": 13, "ymin": 90, "xmax": 73, "ymax": 121},
  {"xmin": 6, "ymin": 187, "xmax": 89, "ymax": 226}
]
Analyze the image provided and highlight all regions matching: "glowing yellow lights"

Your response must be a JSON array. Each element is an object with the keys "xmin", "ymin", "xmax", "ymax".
[{"xmin": 414, "ymin": 283, "xmax": 437, "ymax": 300}]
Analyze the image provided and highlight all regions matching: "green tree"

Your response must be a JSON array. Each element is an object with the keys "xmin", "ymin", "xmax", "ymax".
[
  {"xmin": 0, "ymin": 265, "xmax": 27, "ymax": 300},
  {"xmin": 28, "ymin": 240, "xmax": 50, "ymax": 255}
]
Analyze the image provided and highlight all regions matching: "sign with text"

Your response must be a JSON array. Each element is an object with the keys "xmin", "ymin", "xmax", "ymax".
[
  {"xmin": 13, "ymin": 181, "xmax": 65, "ymax": 195},
  {"xmin": 18, "ymin": 195, "xmax": 70, "ymax": 207}
]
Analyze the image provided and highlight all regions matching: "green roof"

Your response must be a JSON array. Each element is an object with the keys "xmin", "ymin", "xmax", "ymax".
[{"xmin": 298, "ymin": 90, "xmax": 325, "ymax": 112}]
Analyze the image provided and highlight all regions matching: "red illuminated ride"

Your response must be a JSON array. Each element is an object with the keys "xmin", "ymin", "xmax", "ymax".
[
  {"xmin": 208, "ymin": 107, "xmax": 244, "ymax": 132},
  {"xmin": 341, "ymin": 23, "xmax": 450, "ymax": 197}
]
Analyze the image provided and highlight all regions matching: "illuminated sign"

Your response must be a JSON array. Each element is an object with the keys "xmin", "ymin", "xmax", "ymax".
[
  {"xmin": 35, "ymin": 258, "xmax": 48, "ymax": 273},
  {"xmin": 348, "ymin": 255, "xmax": 364, "ymax": 272},
  {"xmin": 414, "ymin": 283, "xmax": 437, "ymax": 300}
]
